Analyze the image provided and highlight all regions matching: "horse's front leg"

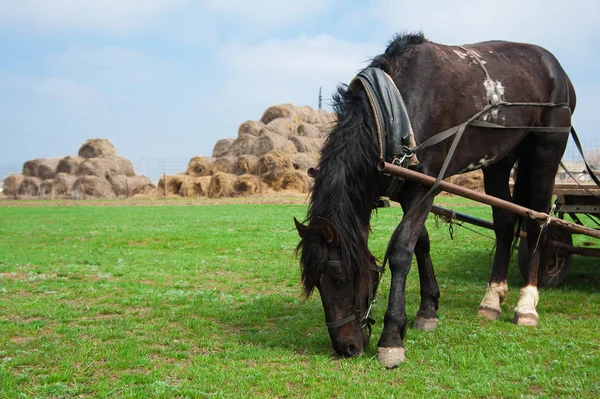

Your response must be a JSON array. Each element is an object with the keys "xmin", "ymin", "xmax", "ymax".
[
  {"xmin": 377, "ymin": 189, "xmax": 434, "ymax": 368},
  {"xmin": 413, "ymin": 226, "xmax": 440, "ymax": 331}
]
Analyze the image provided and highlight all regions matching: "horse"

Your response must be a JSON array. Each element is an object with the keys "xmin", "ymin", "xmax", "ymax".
[{"xmin": 294, "ymin": 32, "xmax": 575, "ymax": 369}]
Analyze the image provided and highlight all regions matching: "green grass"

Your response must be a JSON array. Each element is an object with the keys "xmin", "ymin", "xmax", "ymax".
[{"xmin": 0, "ymin": 201, "xmax": 598, "ymax": 398}]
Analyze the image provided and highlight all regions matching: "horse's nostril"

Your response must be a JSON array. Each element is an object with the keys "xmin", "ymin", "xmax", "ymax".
[{"xmin": 346, "ymin": 343, "xmax": 360, "ymax": 357}]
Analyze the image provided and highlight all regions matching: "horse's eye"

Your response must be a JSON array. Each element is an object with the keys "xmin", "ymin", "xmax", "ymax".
[{"xmin": 324, "ymin": 260, "xmax": 347, "ymax": 286}]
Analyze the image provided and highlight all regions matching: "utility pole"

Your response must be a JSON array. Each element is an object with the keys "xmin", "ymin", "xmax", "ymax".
[{"xmin": 318, "ymin": 87, "xmax": 322, "ymax": 110}]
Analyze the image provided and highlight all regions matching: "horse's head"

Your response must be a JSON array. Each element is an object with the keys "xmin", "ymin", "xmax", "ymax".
[{"xmin": 295, "ymin": 217, "xmax": 380, "ymax": 358}]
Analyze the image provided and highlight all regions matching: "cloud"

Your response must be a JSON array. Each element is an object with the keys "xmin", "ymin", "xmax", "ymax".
[{"xmin": 0, "ymin": 0, "xmax": 188, "ymax": 33}]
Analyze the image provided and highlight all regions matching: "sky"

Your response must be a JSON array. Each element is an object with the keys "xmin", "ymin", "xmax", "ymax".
[{"xmin": 1, "ymin": 0, "xmax": 599, "ymax": 175}]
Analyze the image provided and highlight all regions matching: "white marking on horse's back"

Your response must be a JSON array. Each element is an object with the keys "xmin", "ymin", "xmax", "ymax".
[{"xmin": 454, "ymin": 50, "xmax": 468, "ymax": 60}]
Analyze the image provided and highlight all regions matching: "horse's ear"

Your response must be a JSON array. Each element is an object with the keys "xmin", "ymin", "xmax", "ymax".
[
  {"xmin": 317, "ymin": 217, "xmax": 338, "ymax": 245},
  {"xmin": 294, "ymin": 217, "xmax": 308, "ymax": 238}
]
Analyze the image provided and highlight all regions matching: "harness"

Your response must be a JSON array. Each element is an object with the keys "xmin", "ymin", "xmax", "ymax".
[{"xmin": 324, "ymin": 248, "xmax": 384, "ymax": 335}]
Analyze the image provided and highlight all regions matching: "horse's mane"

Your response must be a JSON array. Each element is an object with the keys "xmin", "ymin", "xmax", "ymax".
[
  {"xmin": 297, "ymin": 85, "xmax": 380, "ymax": 295},
  {"xmin": 371, "ymin": 32, "xmax": 427, "ymax": 71},
  {"xmin": 297, "ymin": 32, "xmax": 428, "ymax": 296}
]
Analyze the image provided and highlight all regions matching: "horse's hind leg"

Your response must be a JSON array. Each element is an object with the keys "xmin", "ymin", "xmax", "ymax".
[
  {"xmin": 478, "ymin": 159, "xmax": 517, "ymax": 320},
  {"xmin": 413, "ymin": 226, "xmax": 440, "ymax": 331},
  {"xmin": 513, "ymin": 131, "xmax": 568, "ymax": 326}
]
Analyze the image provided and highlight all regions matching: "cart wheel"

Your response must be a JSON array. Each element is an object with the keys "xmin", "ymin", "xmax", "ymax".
[{"xmin": 518, "ymin": 227, "xmax": 573, "ymax": 288}]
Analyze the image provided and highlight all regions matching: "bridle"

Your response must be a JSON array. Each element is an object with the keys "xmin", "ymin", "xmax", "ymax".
[{"xmin": 323, "ymin": 247, "xmax": 385, "ymax": 336}]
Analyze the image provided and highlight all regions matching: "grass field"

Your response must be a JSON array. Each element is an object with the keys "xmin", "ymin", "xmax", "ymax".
[{"xmin": 0, "ymin": 198, "xmax": 598, "ymax": 398}]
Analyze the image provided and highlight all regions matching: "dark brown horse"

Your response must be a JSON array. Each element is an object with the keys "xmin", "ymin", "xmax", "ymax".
[{"xmin": 295, "ymin": 33, "xmax": 575, "ymax": 368}]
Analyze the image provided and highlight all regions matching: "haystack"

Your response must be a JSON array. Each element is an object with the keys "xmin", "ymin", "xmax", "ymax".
[
  {"xmin": 180, "ymin": 175, "xmax": 212, "ymax": 197},
  {"xmin": 258, "ymin": 151, "xmax": 294, "ymax": 177},
  {"xmin": 280, "ymin": 170, "xmax": 310, "ymax": 193},
  {"xmin": 234, "ymin": 174, "xmax": 260, "ymax": 195},
  {"xmin": 297, "ymin": 123, "xmax": 321, "ymax": 138},
  {"xmin": 234, "ymin": 155, "xmax": 259, "ymax": 175},
  {"xmin": 212, "ymin": 139, "xmax": 233, "ymax": 158},
  {"xmin": 255, "ymin": 131, "xmax": 296, "ymax": 155},
  {"xmin": 452, "ymin": 170, "xmax": 484, "ymax": 192},
  {"xmin": 213, "ymin": 156, "xmax": 237, "ymax": 174},
  {"xmin": 207, "ymin": 172, "xmax": 236, "ymax": 198},
  {"xmin": 187, "ymin": 156, "xmax": 214, "ymax": 177},
  {"xmin": 259, "ymin": 151, "xmax": 294, "ymax": 189},
  {"xmin": 157, "ymin": 174, "xmax": 188, "ymax": 196},
  {"xmin": 78, "ymin": 156, "xmax": 134, "ymax": 178},
  {"xmin": 260, "ymin": 104, "xmax": 295, "ymax": 124},
  {"xmin": 109, "ymin": 175, "xmax": 155, "ymax": 197},
  {"xmin": 53, "ymin": 173, "xmax": 77, "ymax": 196},
  {"xmin": 72, "ymin": 176, "xmax": 115, "ymax": 199},
  {"xmin": 78, "ymin": 138, "xmax": 117, "ymax": 158},
  {"xmin": 290, "ymin": 136, "xmax": 323, "ymax": 153},
  {"xmin": 18, "ymin": 177, "xmax": 42, "ymax": 197},
  {"xmin": 56, "ymin": 156, "xmax": 84, "ymax": 175},
  {"xmin": 40, "ymin": 179, "xmax": 54, "ymax": 198},
  {"xmin": 2, "ymin": 174, "xmax": 25, "ymax": 197},
  {"xmin": 22, "ymin": 158, "xmax": 61, "ymax": 180},
  {"xmin": 264, "ymin": 118, "xmax": 298, "ymax": 138},
  {"xmin": 230, "ymin": 134, "xmax": 258, "ymax": 156},
  {"xmin": 291, "ymin": 153, "xmax": 319, "ymax": 172},
  {"xmin": 238, "ymin": 120, "xmax": 264, "ymax": 137}
]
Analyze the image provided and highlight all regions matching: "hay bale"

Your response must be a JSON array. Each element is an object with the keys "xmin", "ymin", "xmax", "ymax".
[
  {"xmin": 53, "ymin": 173, "xmax": 77, "ymax": 196},
  {"xmin": 255, "ymin": 130, "xmax": 297, "ymax": 156},
  {"xmin": 259, "ymin": 151, "xmax": 295, "ymax": 190},
  {"xmin": 207, "ymin": 172, "xmax": 236, "ymax": 198},
  {"xmin": 132, "ymin": 181, "xmax": 157, "ymax": 196},
  {"xmin": 290, "ymin": 136, "xmax": 323, "ymax": 153},
  {"xmin": 234, "ymin": 174, "xmax": 260, "ymax": 195},
  {"xmin": 187, "ymin": 156, "xmax": 214, "ymax": 177},
  {"xmin": 40, "ymin": 179, "xmax": 54, "ymax": 198},
  {"xmin": 453, "ymin": 170, "xmax": 484, "ymax": 192},
  {"xmin": 78, "ymin": 156, "xmax": 134, "ymax": 178},
  {"xmin": 180, "ymin": 175, "xmax": 212, "ymax": 197},
  {"xmin": 18, "ymin": 177, "xmax": 42, "ymax": 197},
  {"xmin": 108, "ymin": 175, "xmax": 154, "ymax": 197},
  {"xmin": 265, "ymin": 118, "xmax": 298, "ymax": 138},
  {"xmin": 297, "ymin": 123, "xmax": 321, "ymax": 138},
  {"xmin": 280, "ymin": 170, "xmax": 310, "ymax": 193},
  {"xmin": 22, "ymin": 158, "xmax": 61, "ymax": 180},
  {"xmin": 56, "ymin": 156, "xmax": 84, "ymax": 175},
  {"xmin": 234, "ymin": 155, "xmax": 259, "ymax": 175},
  {"xmin": 2, "ymin": 174, "xmax": 25, "ymax": 197},
  {"xmin": 157, "ymin": 174, "xmax": 187, "ymax": 196},
  {"xmin": 212, "ymin": 139, "xmax": 233, "ymax": 158},
  {"xmin": 291, "ymin": 153, "xmax": 319, "ymax": 172},
  {"xmin": 78, "ymin": 138, "xmax": 117, "ymax": 158},
  {"xmin": 213, "ymin": 156, "xmax": 237, "ymax": 174},
  {"xmin": 260, "ymin": 104, "xmax": 295, "ymax": 124},
  {"xmin": 230, "ymin": 134, "xmax": 258, "ymax": 156},
  {"xmin": 72, "ymin": 176, "xmax": 115, "ymax": 199},
  {"xmin": 238, "ymin": 120, "xmax": 265, "ymax": 137}
]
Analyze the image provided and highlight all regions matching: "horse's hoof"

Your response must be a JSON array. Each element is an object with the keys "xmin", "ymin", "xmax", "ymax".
[
  {"xmin": 414, "ymin": 317, "xmax": 439, "ymax": 331},
  {"xmin": 377, "ymin": 347, "xmax": 406, "ymax": 369},
  {"xmin": 512, "ymin": 312, "xmax": 538, "ymax": 326},
  {"xmin": 478, "ymin": 306, "xmax": 501, "ymax": 320}
]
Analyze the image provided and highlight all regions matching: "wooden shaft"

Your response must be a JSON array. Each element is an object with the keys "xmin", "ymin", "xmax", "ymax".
[{"xmin": 380, "ymin": 161, "xmax": 600, "ymax": 239}]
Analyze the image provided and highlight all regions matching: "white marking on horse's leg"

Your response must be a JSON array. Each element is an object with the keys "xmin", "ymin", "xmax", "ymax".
[
  {"xmin": 513, "ymin": 285, "xmax": 539, "ymax": 326},
  {"xmin": 478, "ymin": 281, "xmax": 508, "ymax": 320},
  {"xmin": 377, "ymin": 347, "xmax": 406, "ymax": 369}
]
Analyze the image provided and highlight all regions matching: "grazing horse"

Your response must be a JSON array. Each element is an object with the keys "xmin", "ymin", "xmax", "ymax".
[{"xmin": 295, "ymin": 33, "xmax": 575, "ymax": 368}]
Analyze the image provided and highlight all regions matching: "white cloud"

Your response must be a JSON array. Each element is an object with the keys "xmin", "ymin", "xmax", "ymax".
[
  {"xmin": 201, "ymin": 0, "xmax": 335, "ymax": 26},
  {"xmin": 0, "ymin": 0, "xmax": 188, "ymax": 33},
  {"xmin": 210, "ymin": 34, "xmax": 381, "ymax": 127}
]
